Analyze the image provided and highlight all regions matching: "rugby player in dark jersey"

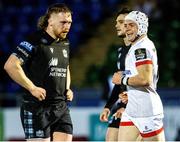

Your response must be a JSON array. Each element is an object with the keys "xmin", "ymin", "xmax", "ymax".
[
  {"xmin": 4, "ymin": 3, "xmax": 73, "ymax": 141},
  {"xmin": 100, "ymin": 8, "xmax": 143, "ymax": 141},
  {"xmin": 99, "ymin": 8, "xmax": 131, "ymax": 141}
]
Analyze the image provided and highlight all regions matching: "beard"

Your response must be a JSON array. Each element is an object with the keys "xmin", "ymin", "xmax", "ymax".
[{"xmin": 57, "ymin": 32, "xmax": 68, "ymax": 40}]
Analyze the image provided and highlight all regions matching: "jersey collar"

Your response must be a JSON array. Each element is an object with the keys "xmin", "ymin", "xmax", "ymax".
[{"xmin": 41, "ymin": 30, "xmax": 55, "ymax": 44}]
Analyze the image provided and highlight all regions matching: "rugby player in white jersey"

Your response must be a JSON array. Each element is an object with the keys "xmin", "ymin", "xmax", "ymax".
[{"xmin": 112, "ymin": 11, "xmax": 165, "ymax": 141}]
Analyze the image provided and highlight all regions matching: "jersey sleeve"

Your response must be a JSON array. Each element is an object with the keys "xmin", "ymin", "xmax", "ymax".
[
  {"xmin": 133, "ymin": 48, "xmax": 152, "ymax": 67},
  {"xmin": 104, "ymin": 84, "xmax": 126, "ymax": 109},
  {"xmin": 12, "ymin": 40, "xmax": 35, "ymax": 64}
]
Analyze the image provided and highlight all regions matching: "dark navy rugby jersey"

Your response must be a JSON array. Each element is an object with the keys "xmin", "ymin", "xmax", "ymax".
[
  {"xmin": 13, "ymin": 30, "xmax": 70, "ymax": 102},
  {"xmin": 105, "ymin": 45, "xmax": 130, "ymax": 110},
  {"xmin": 117, "ymin": 45, "xmax": 130, "ymax": 71}
]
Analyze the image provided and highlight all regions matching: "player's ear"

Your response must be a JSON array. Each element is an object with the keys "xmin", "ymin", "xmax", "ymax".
[{"xmin": 47, "ymin": 14, "xmax": 56, "ymax": 27}]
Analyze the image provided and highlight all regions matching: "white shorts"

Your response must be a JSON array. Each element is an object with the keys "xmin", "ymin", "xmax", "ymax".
[{"xmin": 120, "ymin": 111, "xmax": 164, "ymax": 138}]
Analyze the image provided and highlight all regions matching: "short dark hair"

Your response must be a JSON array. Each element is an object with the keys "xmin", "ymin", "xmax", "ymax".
[
  {"xmin": 37, "ymin": 3, "xmax": 72, "ymax": 30},
  {"xmin": 117, "ymin": 7, "xmax": 132, "ymax": 16}
]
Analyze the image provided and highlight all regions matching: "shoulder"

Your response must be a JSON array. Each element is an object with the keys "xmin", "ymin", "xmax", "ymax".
[
  {"xmin": 16, "ymin": 30, "xmax": 43, "ymax": 53},
  {"xmin": 139, "ymin": 37, "xmax": 155, "ymax": 49},
  {"xmin": 20, "ymin": 30, "xmax": 56, "ymax": 48},
  {"xmin": 25, "ymin": 30, "xmax": 44, "ymax": 46},
  {"xmin": 132, "ymin": 37, "xmax": 154, "ymax": 52},
  {"xmin": 129, "ymin": 39, "xmax": 150, "ymax": 59}
]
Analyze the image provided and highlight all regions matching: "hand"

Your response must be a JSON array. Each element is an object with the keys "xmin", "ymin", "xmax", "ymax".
[
  {"xmin": 29, "ymin": 86, "xmax": 46, "ymax": 101},
  {"xmin": 99, "ymin": 108, "xmax": 110, "ymax": 122},
  {"xmin": 66, "ymin": 89, "xmax": 73, "ymax": 101},
  {"xmin": 113, "ymin": 107, "xmax": 125, "ymax": 119},
  {"xmin": 112, "ymin": 71, "xmax": 123, "ymax": 85},
  {"xmin": 119, "ymin": 92, "xmax": 128, "ymax": 104}
]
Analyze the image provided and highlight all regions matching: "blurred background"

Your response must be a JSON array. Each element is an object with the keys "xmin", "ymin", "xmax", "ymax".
[{"xmin": 0, "ymin": 0, "xmax": 180, "ymax": 141}]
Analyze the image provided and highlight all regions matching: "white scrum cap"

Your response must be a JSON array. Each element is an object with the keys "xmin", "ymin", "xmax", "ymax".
[{"xmin": 125, "ymin": 11, "xmax": 149, "ymax": 36}]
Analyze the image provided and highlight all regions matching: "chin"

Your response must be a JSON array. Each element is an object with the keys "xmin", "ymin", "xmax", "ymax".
[
  {"xmin": 126, "ymin": 37, "xmax": 132, "ymax": 42},
  {"xmin": 61, "ymin": 36, "xmax": 66, "ymax": 39},
  {"xmin": 62, "ymin": 34, "xmax": 67, "ymax": 39},
  {"xmin": 58, "ymin": 35, "xmax": 66, "ymax": 39},
  {"xmin": 127, "ymin": 35, "xmax": 134, "ymax": 41},
  {"xmin": 117, "ymin": 32, "xmax": 122, "ymax": 36}
]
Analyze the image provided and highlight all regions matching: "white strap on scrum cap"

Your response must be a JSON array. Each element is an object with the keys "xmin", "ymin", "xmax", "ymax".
[{"xmin": 125, "ymin": 11, "xmax": 149, "ymax": 36}]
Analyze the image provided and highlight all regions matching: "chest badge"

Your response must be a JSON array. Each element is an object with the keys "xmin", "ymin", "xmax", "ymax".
[{"xmin": 62, "ymin": 49, "xmax": 68, "ymax": 58}]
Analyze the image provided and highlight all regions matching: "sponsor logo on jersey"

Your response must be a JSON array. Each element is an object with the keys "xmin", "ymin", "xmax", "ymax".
[
  {"xmin": 62, "ymin": 49, "xmax": 68, "ymax": 58},
  {"xmin": 49, "ymin": 58, "xmax": 58, "ymax": 66},
  {"xmin": 135, "ymin": 48, "xmax": 147, "ymax": 61},
  {"xmin": 49, "ymin": 67, "xmax": 67, "ymax": 77},
  {"xmin": 17, "ymin": 46, "xmax": 29, "ymax": 57},
  {"xmin": 12, "ymin": 53, "xmax": 25, "ymax": 63},
  {"xmin": 48, "ymin": 58, "xmax": 67, "ymax": 77},
  {"xmin": 19, "ymin": 41, "xmax": 34, "ymax": 51}
]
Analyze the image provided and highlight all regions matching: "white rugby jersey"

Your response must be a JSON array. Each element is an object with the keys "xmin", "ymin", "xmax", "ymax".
[{"xmin": 124, "ymin": 36, "xmax": 163, "ymax": 117}]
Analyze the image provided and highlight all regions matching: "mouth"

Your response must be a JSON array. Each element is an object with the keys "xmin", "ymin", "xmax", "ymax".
[
  {"xmin": 62, "ymin": 32, "xmax": 68, "ymax": 34},
  {"xmin": 125, "ymin": 34, "xmax": 133, "ymax": 40},
  {"xmin": 126, "ymin": 34, "xmax": 131, "ymax": 38},
  {"xmin": 126, "ymin": 32, "xmax": 133, "ymax": 36},
  {"xmin": 116, "ymin": 29, "xmax": 121, "ymax": 32}
]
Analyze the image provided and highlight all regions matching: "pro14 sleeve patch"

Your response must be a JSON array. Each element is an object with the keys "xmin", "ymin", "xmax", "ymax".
[{"xmin": 135, "ymin": 48, "xmax": 147, "ymax": 61}]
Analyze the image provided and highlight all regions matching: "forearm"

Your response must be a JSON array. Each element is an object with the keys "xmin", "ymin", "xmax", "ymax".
[
  {"xmin": 118, "ymin": 101, "xmax": 127, "ymax": 108},
  {"xmin": 128, "ymin": 75, "xmax": 151, "ymax": 87},
  {"xmin": 123, "ymin": 65, "xmax": 152, "ymax": 87},
  {"xmin": 105, "ymin": 85, "xmax": 122, "ymax": 109}
]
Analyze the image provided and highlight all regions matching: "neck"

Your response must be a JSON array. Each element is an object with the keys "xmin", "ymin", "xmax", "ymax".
[
  {"xmin": 46, "ymin": 27, "xmax": 56, "ymax": 40},
  {"xmin": 123, "ymin": 37, "xmax": 131, "ymax": 46},
  {"xmin": 131, "ymin": 34, "xmax": 146, "ymax": 46}
]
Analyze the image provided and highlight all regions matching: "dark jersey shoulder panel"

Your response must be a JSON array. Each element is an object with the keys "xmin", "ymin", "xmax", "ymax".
[
  {"xmin": 13, "ymin": 30, "xmax": 55, "ymax": 63},
  {"xmin": 13, "ymin": 30, "xmax": 70, "ymax": 103}
]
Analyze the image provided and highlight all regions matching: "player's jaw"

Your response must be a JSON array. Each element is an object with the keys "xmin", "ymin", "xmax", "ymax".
[
  {"xmin": 116, "ymin": 29, "xmax": 126, "ymax": 38},
  {"xmin": 59, "ymin": 31, "xmax": 68, "ymax": 39},
  {"xmin": 56, "ymin": 29, "xmax": 69, "ymax": 39},
  {"xmin": 125, "ymin": 31, "xmax": 137, "ymax": 42}
]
